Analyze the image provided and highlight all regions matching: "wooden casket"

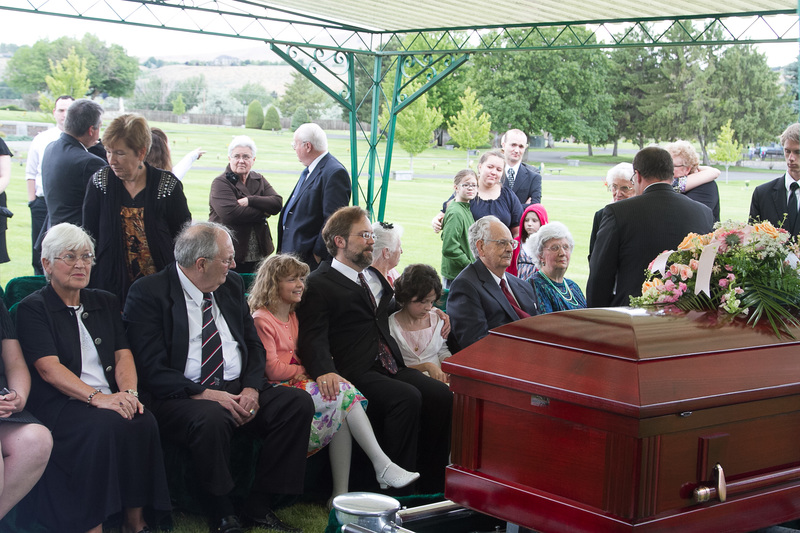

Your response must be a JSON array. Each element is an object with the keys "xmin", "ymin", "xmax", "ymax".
[{"xmin": 443, "ymin": 307, "xmax": 800, "ymax": 533}]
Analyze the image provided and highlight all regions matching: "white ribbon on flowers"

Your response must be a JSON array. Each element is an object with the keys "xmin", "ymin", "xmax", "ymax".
[
  {"xmin": 695, "ymin": 243, "xmax": 721, "ymax": 297},
  {"xmin": 651, "ymin": 250, "xmax": 674, "ymax": 278}
]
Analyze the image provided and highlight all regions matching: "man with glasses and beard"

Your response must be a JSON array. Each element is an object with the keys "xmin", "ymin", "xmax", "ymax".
[{"xmin": 296, "ymin": 206, "xmax": 452, "ymax": 494}]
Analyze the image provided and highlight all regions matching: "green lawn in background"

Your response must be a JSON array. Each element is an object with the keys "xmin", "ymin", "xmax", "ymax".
[{"xmin": 0, "ymin": 116, "xmax": 768, "ymax": 292}]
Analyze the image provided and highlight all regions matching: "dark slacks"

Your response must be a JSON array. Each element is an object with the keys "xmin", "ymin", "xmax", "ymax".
[
  {"xmin": 351, "ymin": 365, "xmax": 453, "ymax": 494},
  {"xmin": 153, "ymin": 385, "xmax": 313, "ymax": 498},
  {"xmin": 29, "ymin": 196, "xmax": 46, "ymax": 275}
]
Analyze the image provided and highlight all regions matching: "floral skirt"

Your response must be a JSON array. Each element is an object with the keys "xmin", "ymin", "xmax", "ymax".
[{"xmin": 281, "ymin": 379, "xmax": 368, "ymax": 456}]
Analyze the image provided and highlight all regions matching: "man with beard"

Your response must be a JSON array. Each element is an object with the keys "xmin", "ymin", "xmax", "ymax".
[
  {"xmin": 447, "ymin": 216, "xmax": 539, "ymax": 349},
  {"xmin": 296, "ymin": 206, "xmax": 453, "ymax": 494}
]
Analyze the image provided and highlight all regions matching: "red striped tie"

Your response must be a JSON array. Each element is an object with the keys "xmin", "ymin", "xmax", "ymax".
[
  {"xmin": 200, "ymin": 293, "xmax": 224, "ymax": 388},
  {"xmin": 501, "ymin": 278, "xmax": 530, "ymax": 320}
]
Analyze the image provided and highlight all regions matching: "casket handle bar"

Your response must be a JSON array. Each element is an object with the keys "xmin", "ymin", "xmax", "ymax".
[{"xmin": 694, "ymin": 463, "xmax": 726, "ymax": 503}]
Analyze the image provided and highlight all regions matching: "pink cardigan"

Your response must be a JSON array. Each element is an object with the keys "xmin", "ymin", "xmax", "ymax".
[{"xmin": 252, "ymin": 308, "xmax": 307, "ymax": 382}]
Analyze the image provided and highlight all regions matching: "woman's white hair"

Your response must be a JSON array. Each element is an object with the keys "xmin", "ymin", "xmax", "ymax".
[
  {"xmin": 531, "ymin": 221, "xmax": 574, "ymax": 265},
  {"xmin": 372, "ymin": 221, "xmax": 404, "ymax": 254},
  {"xmin": 228, "ymin": 135, "xmax": 257, "ymax": 158},
  {"xmin": 606, "ymin": 162, "xmax": 634, "ymax": 183},
  {"xmin": 41, "ymin": 223, "xmax": 95, "ymax": 281}
]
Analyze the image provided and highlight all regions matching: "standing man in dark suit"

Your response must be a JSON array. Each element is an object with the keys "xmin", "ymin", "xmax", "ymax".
[
  {"xmin": 750, "ymin": 123, "xmax": 800, "ymax": 237},
  {"xmin": 587, "ymin": 146, "xmax": 715, "ymax": 308},
  {"xmin": 41, "ymin": 99, "xmax": 106, "ymax": 230},
  {"xmin": 447, "ymin": 216, "xmax": 539, "ymax": 350},
  {"xmin": 278, "ymin": 123, "xmax": 351, "ymax": 270},
  {"xmin": 296, "ymin": 206, "xmax": 452, "ymax": 494},
  {"xmin": 502, "ymin": 128, "xmax": 542, "ymax": 207},
  {"xmin": 124, "ymin": 222, "xmax": 313, "ymax": 533}
]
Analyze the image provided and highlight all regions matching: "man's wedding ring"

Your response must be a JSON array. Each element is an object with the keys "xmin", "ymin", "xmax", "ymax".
[{"xmin": 249, "ymin": 408, "xmax": 255, "ymax": 415}]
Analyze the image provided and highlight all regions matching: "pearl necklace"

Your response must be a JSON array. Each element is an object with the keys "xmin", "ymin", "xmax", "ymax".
[{"xmin": 541, "ymin": 272, "xmax": 580, "ymax": 306}]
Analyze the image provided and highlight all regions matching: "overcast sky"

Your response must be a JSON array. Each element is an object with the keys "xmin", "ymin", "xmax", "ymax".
[{"xmin": 0, "ymin": 10, "xmax": 796, "ymax": 67}]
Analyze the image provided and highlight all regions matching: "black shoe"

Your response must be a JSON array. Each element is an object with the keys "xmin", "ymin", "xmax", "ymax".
[
  {"xmin": 212, "ymin": 515, "xmax": 244, "ymax": 533},
  {"xmin": 243, "ymin": 509, "xmax": 301, "ymax": 532}
]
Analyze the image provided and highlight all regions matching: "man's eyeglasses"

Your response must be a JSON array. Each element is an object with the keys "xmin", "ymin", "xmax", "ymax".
[
  {"xmin": 207, "ymin": 256, "xmax": 235, "ymax": 266},
  {"xmin": 291, "ymin": 141, "xmax": 309, "ymax": 150},
  {"xmin": 55, "ymin": 252, "xmax": 95, "ymax": 266},
  {"xmin": 484, "ymin": 239, "xmax": 518, "ymax": 250},
  {"xmin": 350, "ymin": 232, "xmax": 376, "ymax": 241}
]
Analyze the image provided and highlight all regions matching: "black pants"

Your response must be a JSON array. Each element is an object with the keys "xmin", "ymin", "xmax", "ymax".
[
  {"xmin": 352, "ymin": 365, "xmax": 453, "ymax": 494},
  {"xmin": 153, "ymin": 385, "xmax": 313, "ymax": 499},
  {"xmin": 29, "ymin": 196, "xmax": 46, "ymax": 275}
]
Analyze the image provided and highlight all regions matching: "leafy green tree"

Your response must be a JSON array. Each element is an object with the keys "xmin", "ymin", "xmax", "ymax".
[
  {"xmin": 712, "ymin": 119, "xmax": 742, "ymax": 183},
  {"xmin": 280, "ymin": 71, "xmax": 333, "ymax": 120},
  {"xmin": 470, "ymin": 27, "xmax": 614, "ymax": 154},
  {"xmin": 170, "ymin": 75, "xmax": 206, "ymax": 112},
  {"xmin": 246, "ymin": 100, "xmax": 264, "ymax": 129},
  {"xmin": 262, "ymin": 105, "xmax": 281, "ymax": 130},
  {"xmin": 4, "ymin": 35, "xmax": 137, "ymax": 99},
  {"xmin": 231, "ymin": 83, "xmax": 273, "ymax": 108},
  {"xmin": 447, "ymin": 87, "xmax": 492, "ymax": 165},
  {"xmin": 710, "ymin": 46, "xmax": 794, "ymax": 146},
  {"xmin": 291, "ymin": 106, "xmax": 309, "ymax": 131},
  {"xmin": 38, "ymin": 48, "xmax": 91, "ymax": 114},
  {"xmin": 172, "ymin": 93, "xmax": 186, "ymax": 116},
  {"xmin": 383, "ymin": 90, "xmax": 443, "ymax": 173}
]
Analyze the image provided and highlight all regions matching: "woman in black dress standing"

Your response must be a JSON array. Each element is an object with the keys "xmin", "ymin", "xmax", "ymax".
[{"xmin": 17, "ymin": 223, "xmax": 170, "ymax": 533}]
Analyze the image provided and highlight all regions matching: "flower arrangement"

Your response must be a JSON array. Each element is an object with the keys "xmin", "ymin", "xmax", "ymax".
[{"xmin": 630, "ymin": 220, "xmax": 800, "ymax": 338}]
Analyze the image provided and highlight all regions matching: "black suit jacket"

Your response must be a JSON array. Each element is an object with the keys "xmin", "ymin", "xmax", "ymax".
[
  {"xmin": 123, "ymin": 263, "xmax": 266, "ymax": 404},
  {"xmin": 278, "ymin": 153, "xmax": 351, "ymax": 266},
  {"xmin": 510, "ymin": 162, "xmax": 542, "ymax": 208},
  {"xmin": 296, "ymin": 262, "xmax": 405, "ymax": 380},
  {"xmin": 447, "ymin": 259, "xmax": 539, "ymax": 350},
  {"xmin": 749, "ymin": 174, "xmax": 798, "ymax": 236},
  {"xmin": 587, "ymin": 182, "xmax": 714, "ymax": 308},
  {"xmin": 41, "ymin": 132, "xmax": 105, "ymax": 228}
]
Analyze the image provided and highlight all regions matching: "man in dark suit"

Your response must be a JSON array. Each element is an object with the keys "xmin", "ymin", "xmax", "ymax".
[
  {"xmin": 296, "ymin": 206, "xmax": 452, "ymax": 494},
  {"xmin": 41, "ymin": 99, "xmax": 106, "ymax": 230},
  {"xmin": 278, "ymin": 123, "xmax": 351, "ymax": 270},
  {"xmin": 749, "ymin": 123, "xmax": 800, "ymax": 237},
  {"xmin": 587, "ymin": 146, "xmax": 715, "ymax": 308},
  {"xmin": 448, "ymin": 215, "xmax": 539, "ymax": 350},
  {"xmin": 502, "ymin": 128, "xmax": 542, "ymax": 207},
  {"xmin": 124, "ymin": 222, "xmax": 313, "ymax": 533}
]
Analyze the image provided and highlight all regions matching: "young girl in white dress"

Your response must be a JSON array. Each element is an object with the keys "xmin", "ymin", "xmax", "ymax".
[{"xmin": 388, "ymin": 264, "xmax": 452, "ymax": 384}]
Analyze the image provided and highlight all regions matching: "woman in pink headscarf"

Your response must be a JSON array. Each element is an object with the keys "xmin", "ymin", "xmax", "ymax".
[{"xmin": 509, "ymin": 203, "xmax": 548, "ymax": 281}]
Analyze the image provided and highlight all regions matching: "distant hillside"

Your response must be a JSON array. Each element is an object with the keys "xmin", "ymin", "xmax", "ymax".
[{"xmin": 139, "ymin": 63, "xmax": 342, "ymax": 98}]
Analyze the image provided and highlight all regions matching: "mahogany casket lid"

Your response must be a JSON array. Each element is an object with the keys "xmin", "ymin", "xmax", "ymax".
[{"xmin": 443, "ymin": 307, "xmax": 800, "ymax": 418}]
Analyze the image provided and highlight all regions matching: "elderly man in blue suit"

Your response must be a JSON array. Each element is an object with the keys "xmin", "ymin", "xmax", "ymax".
[
  {"xmin": 278, "ymin": 123, "xmax": 351, "ymax": 270},
  {"xmin": 750, "ymin": 123, "xmax": 800, "ymax": 237},
  {"xmin": 448, "ymin": 215, "xmax": 539, "ymax": 350}
]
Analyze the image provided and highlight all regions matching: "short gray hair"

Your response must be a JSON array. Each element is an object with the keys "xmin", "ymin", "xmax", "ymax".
[
  {"xmin": 228, "ymin": 135, "xmax": 257, "ymax": 158},
  {"xmin": 41, "ymin": 223, "xmax": 95, "ymax": 281},
  {"xmin": 606, "ymin": 162, "xmax": 634, "ymax": 183},
  {"xmin": 174, "ymin": 221, "xmax": 233, "ymax": 267},
  {"xmin": 531, "ymin": 221, "xmax": 574, "ymax": 265},
  {"xmin": 64, "ymin": 99, "xmax": 103, "ymax": 138},
  {"xmin": 468, "ymin": 216, "xmax": 501, "ymax": 259},
  {"xmin": 294, "ymin": 123, "xmax": 328, "ymax": 152},
  {"xmin": 372, "ymin": 221, "xmax": 403, "ymax": 254},
  {"xmin": 781, "ymin": 123, "xmax": 799, "ymax": 147}
]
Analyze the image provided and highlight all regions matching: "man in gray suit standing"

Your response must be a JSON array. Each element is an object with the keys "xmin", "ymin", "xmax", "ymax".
[{"xmin": 587, "ymin": 146, "xmax": 714, "ymax": 308}]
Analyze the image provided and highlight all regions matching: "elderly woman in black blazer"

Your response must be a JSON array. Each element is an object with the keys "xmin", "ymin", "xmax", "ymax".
[
  {"xmin": 17, "ymin": 223, "xmax": 169, "ymax": 533},
  {"xmin": 209, "ymin": 135, "xmax": 283, "ymax": 273}
]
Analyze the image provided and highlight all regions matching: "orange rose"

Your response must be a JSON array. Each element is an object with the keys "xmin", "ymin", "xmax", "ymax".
[
  {"xmin": 678, "ymin": 233, "xmax": 702, "ymax": 250},
  {"xmin": 753, "ymin": 221, "xmax": 780, "ymax": 239}
]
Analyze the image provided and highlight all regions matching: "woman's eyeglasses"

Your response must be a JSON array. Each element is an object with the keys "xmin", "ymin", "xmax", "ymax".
[{"xmin": 55, "ymin": 253, "xmax": 96, "ymax": 266}]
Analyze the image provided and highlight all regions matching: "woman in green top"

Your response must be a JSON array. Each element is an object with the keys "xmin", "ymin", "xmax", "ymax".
[{"xmin": 441, "ymin": 170, "xmax": 478, "ymax": 287}]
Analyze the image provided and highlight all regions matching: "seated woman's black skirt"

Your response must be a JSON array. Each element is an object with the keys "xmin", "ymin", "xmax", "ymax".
[{"xmin": 36, "ymin": 401, "xmax": 171, "ymax": 533}]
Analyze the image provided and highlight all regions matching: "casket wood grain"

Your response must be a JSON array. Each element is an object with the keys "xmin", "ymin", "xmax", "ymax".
[{"xmin": 443, "ymin": 307, "xmax": 800, "ymax": 532}]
